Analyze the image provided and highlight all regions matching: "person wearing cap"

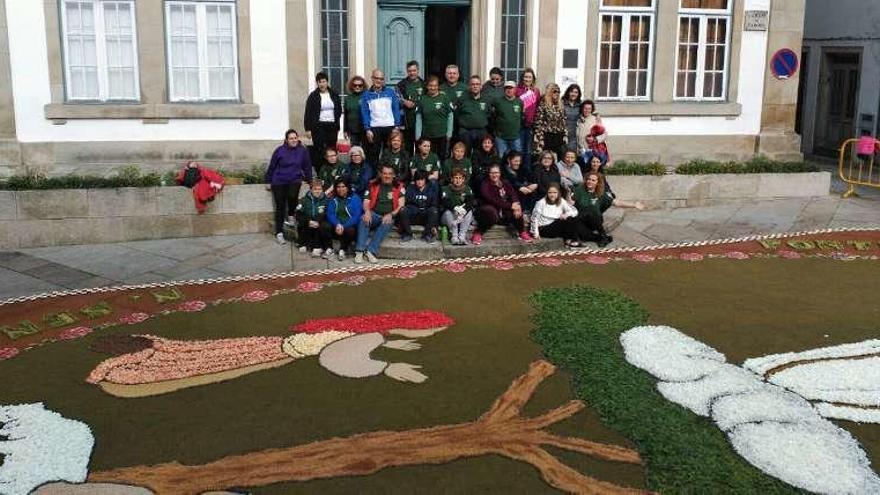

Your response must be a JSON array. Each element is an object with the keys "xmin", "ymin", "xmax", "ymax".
[
  {"xmin": 346, "ymin": 145, "xmax": 372, "ymax": 196},
  {"xmin": 492, "ymin": 81, "xmax": 524, "ymax": 160},
  {"xmin": 456, "ymin": 75, "xmax": 491, "ymax": 155}
]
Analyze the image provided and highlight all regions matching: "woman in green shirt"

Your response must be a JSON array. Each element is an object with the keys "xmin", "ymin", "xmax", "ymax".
[
  {"xmin": 410, "ymin": 137, "xmax": 441, "ymax": 182},
  {"xmin": 379, "ymin": 129, "xmax": 410, "ymax": 182},
  {"xmin": 571, "ymin": 172, "xmax": 644, "ymax": 247},
  {"xmin": 417, "ymin": 75, "xmax": 454, "ymax": 159},
  {"xmin": 343, "ymin": 75, "xmax": 366, "ymax": 146}
]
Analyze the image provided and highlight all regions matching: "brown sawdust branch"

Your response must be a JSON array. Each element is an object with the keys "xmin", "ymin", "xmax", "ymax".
[{"xmin": 89, "ymin": 360, "xmax": 647, "ymax": 494}]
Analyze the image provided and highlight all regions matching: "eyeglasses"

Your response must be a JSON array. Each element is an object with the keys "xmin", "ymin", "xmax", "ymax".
[
  {"xmin": 352, "ymin": 84, "xmax": 364, "ymax": 88},
  {"xmin": 372, "ymin": 76, "xmax": 385, "ymax": 81}
]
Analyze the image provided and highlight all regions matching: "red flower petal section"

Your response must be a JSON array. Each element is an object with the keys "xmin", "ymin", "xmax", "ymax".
[{"xmin": 292, "ymin": 310, "xmax": 455, "ymax": 335}]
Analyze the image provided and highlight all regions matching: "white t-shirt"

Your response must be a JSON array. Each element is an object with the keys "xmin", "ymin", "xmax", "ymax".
[{"xmin": 319, "ymin": 93, "xmax": 335, "ymax": 122}]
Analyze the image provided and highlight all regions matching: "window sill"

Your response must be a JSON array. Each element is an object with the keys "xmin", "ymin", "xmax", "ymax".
[
  {"xmin": 598, "ymin": 102, "xmax": 742, "ymax": 118},
  {"xmin": 44, "ymin": 102, "xmax": 261, "ymax": 122}
]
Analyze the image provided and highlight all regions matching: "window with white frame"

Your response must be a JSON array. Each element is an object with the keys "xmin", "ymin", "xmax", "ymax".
[
  {"xmin": 165, "ymin": 1, "xmax": 239, "ymax": 102},
  {"xmin": 675, "ymin": 0, "xmax": 732, "ymax": 100},
  {"xmin": 596, "ymin": 0, "xmax": 654, "ymax": 100},
  {"xmin": 500, "ymin": 0, "xmax": 527, "ymax": 83},
  {"xmin": 61, "ymin": 0, "xmax": 139, "ymax": 101},
  {"xmin": 321, "ymin": 0, "xmax": 349, "ymax": 93}
]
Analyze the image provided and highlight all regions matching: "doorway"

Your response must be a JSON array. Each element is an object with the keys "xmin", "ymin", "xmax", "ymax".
[
  {"xmin": 377, "ymin": 1, "xmax": 471, "ymax": 84},
  {"xmin": 424, "ymin": 6, "xmax": 470, "ymax": 79},
  {"xmin": 814, "ymin": 51, "xmax": 861, "ymax": 156}
]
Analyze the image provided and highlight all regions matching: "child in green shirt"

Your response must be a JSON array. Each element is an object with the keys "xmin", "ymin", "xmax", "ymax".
[{"xmin": 410, "ymin": 137, "xmax": 441, "ymax": 182}]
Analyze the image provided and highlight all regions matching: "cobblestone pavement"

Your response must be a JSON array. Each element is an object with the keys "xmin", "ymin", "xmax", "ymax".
[{"xmin": 2, "ymin": 163, "xmax": 878, "ymax": 301}]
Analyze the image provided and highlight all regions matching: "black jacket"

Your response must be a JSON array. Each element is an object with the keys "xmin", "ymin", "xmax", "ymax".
[{"xmin": 304, "ymin": 89, "xmax": 342, "ymax": 132}]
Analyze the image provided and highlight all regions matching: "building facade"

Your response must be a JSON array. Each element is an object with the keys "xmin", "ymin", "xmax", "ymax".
[
  {"xmin": 0, "ymin": 0, "xmax": 804, "ymax": 176},
  {"xmin": 798, "ymin": 0, "xmax": 880, "ymax": 156}
]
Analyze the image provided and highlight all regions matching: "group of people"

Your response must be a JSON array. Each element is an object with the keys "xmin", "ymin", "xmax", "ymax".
[{"xmin": 263, "ymin": 63, "xmax": 643, "ymax": 263}]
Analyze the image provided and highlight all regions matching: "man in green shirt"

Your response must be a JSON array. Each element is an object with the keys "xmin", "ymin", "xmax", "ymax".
[
  {"xmin": 417, "ymin": 76, "xmax": 454, "ymax": 159},
  {"xmin": 492, "ymin": 81, "xmax": 524, "ymax": 160},
  {"xmin": 455, "ymin": 75, "xmax": 490, "ymax": 155},
  {"xmin": 355, "ymin": 164, "xmax": 405, "ymax": 263},
  {"xmin": 440, "ymin": 64, "xmax": 467, "ymax": 100},
  {"xmin": 396, "ymin": 60, "xmax": 423, "ymax": 154}
]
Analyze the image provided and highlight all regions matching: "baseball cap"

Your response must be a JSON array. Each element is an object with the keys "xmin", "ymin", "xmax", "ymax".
[{"xmin": 504, "ymin": 80, "xmax": 516, "ymax": 88}]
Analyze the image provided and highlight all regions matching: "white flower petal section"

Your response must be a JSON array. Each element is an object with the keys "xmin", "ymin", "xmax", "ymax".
[
  {"xmin": 0, "ymin": 403, "xmax": 94, "ymax": 495},
  {"xmin": 712, "ymin": 389, "xmax": 824, "ymax": 432},
  {"xmin": 657, "ymin": 365, "xmax": 767, "ymax": 417},
  {"xmin": 729, "ymin": 421, "xmax": 880, "ymax": 495},
  {"xmin": 767, "ymin": 358, "xmax": 880, "ymax": 407},
  {"xmin": 815, "ymin": 403, "xmax": 880, "ymax": 424},
  {"xmin": 621, "ymin": 326, "xmax": 880, "ymax": 493},
  {"xmin": 620, "ymin": 325, "xmax": 726, "ymax": 382},
  {"xmin": 743, "ymin": 339, "xmax": 880, "ymax": 375}
]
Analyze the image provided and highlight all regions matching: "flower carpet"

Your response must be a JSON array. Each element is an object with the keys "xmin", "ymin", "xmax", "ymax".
[{"xmin": 0, "ymin": 228, "xmax": 878, "ymax": 494}]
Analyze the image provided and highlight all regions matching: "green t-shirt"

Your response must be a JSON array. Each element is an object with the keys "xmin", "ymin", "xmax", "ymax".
[
  {"xmin": 492, "ymin": 96, "xmax": 524, "ymax": 140},
  {"xmin": 343, "ymin": 92, "xmax": 362, "ymax": 131},
  {"xmin": 410, "ymin": 152, "xmax": 441, "ymax": 175},
  {"xmin": 440, "ymin": 81, "xmax": 467, "ymax": 101},
  {"xmin": 318, "ymin": 163, "xmax": 348, "ymax": 190},
  {"xmin": 455, "ymin": 93, "xmax": 490, "ymax": 130},
  {"xmin": 441, "ymin": 157, "xmax": 472, "ymax": 184},
  {"xmin": 379, "ymin": 148, "xmax": 410, "ymax": 180},
  {"xmin": 365, "ymin": 183, "xmax": 396, "ymax": 215},
  {"xmin": 441, "ymin": 184, "xmax": 475, "ymax": 211},
  {"xmin": 572, "ymin": 187, "xmax": 613, "ymax": 220},
  {"xmin": 418, "ymin": 93, "xmax": 453, "ymax": 139},
  {"xmin": 401, "ymin": 78, "xmax": 424, "ymax": 127}
]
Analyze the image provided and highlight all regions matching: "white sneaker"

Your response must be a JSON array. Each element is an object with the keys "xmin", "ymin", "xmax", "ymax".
[
  {"xmin": 311, "ymin": 248, "xmax": 322, "ymax": 257},
  {"xmin": 284, "ymin": 216, "xmax": 297, "ymax": 227},
  {"xmin": 337, "ymin": 249, "xmax": 346, "ymax": 261},
  {"xmin": 298, "ymin": 245, "xmax": 307, "ymax": 253},
  {"xmin": 365, "ymin": 251, "xmax": 379, "ymax": 263},
  {"xmin": 322, "ymin": 248, "xmax": 334, "ymax": 259},
  {"xmin": 354, "ymin": 252, "xmax": 364, "ymax": 264},
  {"xmin": 275, "ymin": 233, "xmax": 287, "ymax": 245}
]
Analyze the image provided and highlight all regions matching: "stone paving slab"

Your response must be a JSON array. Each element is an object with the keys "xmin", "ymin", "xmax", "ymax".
[{"xmin": 2, "ymin": 195, "xmax": 878, "ymax": 300}]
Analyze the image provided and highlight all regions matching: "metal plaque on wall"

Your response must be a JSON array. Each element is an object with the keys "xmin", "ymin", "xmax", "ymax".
[{"xmin": 744, "ymin": 10, "xmax": 769, "ymax": 31}]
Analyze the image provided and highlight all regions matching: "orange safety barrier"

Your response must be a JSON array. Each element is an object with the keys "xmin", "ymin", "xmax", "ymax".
[{"xmin": 838, "ymin": 137, "xmax": 880, "ymax": 198}]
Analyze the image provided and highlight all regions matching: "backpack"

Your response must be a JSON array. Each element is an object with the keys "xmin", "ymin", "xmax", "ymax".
[{"xmin": 181, "ymin": 167, "xmax": 201, "ymax": 188}]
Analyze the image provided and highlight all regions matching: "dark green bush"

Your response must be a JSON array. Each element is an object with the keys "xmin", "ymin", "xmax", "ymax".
[
  {"xmin": 605, "ymin": 161, "xmax": 667, "ymax": 176},
  {"xmin": 676, "ymin": 156, "xmax": 819, "ymax": 175},
  {"xmin": 0, "ymin": 166, "xmax": 162, "ymax": 190}
]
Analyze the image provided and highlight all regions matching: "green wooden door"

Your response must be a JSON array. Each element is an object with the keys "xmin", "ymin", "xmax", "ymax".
[{"xmin": 378, "ymin": 6, "xmax": 425, "ymax": 85}]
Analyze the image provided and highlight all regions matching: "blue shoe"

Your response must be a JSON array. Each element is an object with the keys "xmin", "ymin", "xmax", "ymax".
[
  {"xmin": 400, "ymin": 234, "xmax": 413, "ymax": 243},
  {"xmin": 424, "ymin": 234, "xmax": 436, "ymax": 245}
]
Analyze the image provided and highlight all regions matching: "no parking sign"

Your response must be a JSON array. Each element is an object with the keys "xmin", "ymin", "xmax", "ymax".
[{"xmin": 770, "ymin": 49, "xmax": 799, "ymax": 80}]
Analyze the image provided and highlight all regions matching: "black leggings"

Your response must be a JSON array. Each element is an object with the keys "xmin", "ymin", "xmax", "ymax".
[
  {"xmin": 574, "ymin": 214, "xmax": 606, "ymax": 243},
  {"xmin": 399, "ymin": 206, "xmax": 439, "ymax": 236},
  {"xmin": 333, "ymin": 226, "xmax": 358, "ymax": 251},
  {"xmin": 297, "ymin": 222, "xmax": 332, "ymax": 250},
  {"xmin": 310, "ymin": 123, "xmax": 339, "ymax": 170},
  {"xmin": 538, "ymin": 217, "xmax": 579, "ymax": 240},
  {"xmin": 474, "ymin": 205, "xmax": 525, "ymax": 234},
  {"xmin": 271, "ymin": 182, "xmax": 302, "ymax": 234}
]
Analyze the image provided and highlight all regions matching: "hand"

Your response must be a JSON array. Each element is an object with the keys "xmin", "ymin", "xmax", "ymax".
[
  {"xmin": 335, "ymin": 224, "xmax": 344, "ymax": 235},
  {"xmin": 382, "ymin": 339, "xmax": 422, "ymax": 351},
  {"xmin": 308, "ymin": 220, "xmax": 318, "ymax": 228},
  {"xmin": 634, "ymin": 201, "xmax": 646, "ymax": 211},
  {"xmin": 519, "ymin": 186, "xmax": 530, "ymax": 195},
  {"xmin": 382, "ymin": 213, "xmax": 394, "ymax": 225},
  {"xmin": 265, "ymin": 185, "xmax": 272, "ymax": 192},
  {"xmin": 362, "ymin": 212, "xmax": 372, "ymax": 224},
  {"xmin": 384, "ymin": 362, "xmax": 428, "ymax": 383},
  {"xmin": 305, "ymin": 131, "xmax": 312, "ymax": 139},
  {"xmin": 366, "ymin": 130, "xmax": 374, "ymax": 143},
  {"xmin": 403, "ymin": 100, "xmax": 415, "ymax": 109}
]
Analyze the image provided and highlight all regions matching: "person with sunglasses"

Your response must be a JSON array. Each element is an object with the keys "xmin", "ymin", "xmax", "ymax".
[{"xmin": 344, "ymin": 75, "xmax": 367, "ymax": 147}]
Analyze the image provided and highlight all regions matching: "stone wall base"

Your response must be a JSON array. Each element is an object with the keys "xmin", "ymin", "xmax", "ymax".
[{"xmin": 0, "ymin": 134, "xmax": 812, "ymax": 177}]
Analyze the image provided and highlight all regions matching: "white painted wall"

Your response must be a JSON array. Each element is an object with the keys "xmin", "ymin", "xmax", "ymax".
[
  {"xmin": 553, "ymin": 0, "xmax": 771, "ymax": 137},
  {"xmin": 7, "ymin": 0, "xmax": 290, "ymax": 142},
  {"xmin": 554, "ymin": 0, "xmax": 588, "ymax": 92}
]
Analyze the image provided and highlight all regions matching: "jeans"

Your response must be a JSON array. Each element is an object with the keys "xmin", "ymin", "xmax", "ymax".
[
  {"xmin": 520, "ymin": 127, "xmax": 533, "ymax": 169},
  {"xmin": 494, "ymin": 136, "xmax": 522, "ymax": 161},
  {"xmin": 355, "ymin": 211, "xmax": 395, "ymax": 255},
  {"xmin": 399, "ymin": 206, "xmax": 439, "ymax": 237}
]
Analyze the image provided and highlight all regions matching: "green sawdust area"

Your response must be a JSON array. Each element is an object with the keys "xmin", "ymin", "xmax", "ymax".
[{"xmin": 0, "ymin": 258, "xmax": 877, "ymax": 493}]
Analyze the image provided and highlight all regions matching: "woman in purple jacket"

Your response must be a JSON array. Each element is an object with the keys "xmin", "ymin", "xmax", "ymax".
[{"xmin": 265, "ymin": 129, "xmax": 314, "ymax": 244}]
